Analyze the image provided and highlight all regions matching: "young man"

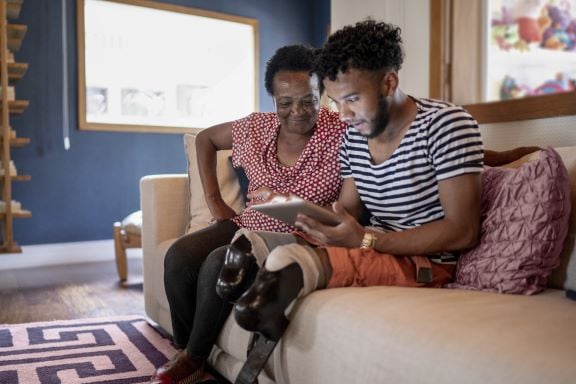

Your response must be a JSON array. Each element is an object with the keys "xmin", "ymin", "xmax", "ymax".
[{"xmin": 228, "ymin": 20, "xmax": 484, "ymax": 383}]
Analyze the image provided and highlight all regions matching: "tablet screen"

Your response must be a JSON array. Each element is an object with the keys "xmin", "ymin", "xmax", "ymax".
[{"xmin": 251, "ymin": 199, "xmax": 339, "ymax": 226}]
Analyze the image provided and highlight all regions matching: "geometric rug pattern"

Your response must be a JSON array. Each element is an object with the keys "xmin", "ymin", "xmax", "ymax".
[{"xmin": 0, "ymin": 316, "xmax": 176, "ymax": 384}]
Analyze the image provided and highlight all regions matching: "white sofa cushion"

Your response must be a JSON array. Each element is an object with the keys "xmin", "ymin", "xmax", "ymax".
[{"xmin": 212, "ymin": 287, "xmax": 576, "ymax": 384}]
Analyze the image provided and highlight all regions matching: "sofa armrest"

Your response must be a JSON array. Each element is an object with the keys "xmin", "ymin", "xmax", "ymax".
[
  {"xmin": 140, "ymin": 174, "xmax": 188, "ymax": 330},
  {"xmin": 140, "ymin": 174, "xmax": 189, "ymax": 255}
]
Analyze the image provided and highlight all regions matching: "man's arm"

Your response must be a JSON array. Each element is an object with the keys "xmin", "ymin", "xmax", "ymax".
[
  {"xmin": 368, "ymin": 173, "xmax": 481, "ymax": 255},
  {"xmin": 296, "ymin": 173, "xmax": 481, "ymax": 254},
  {"xmin": 337, "ymin": 177, "xmax": 364, "ymax": 221}
]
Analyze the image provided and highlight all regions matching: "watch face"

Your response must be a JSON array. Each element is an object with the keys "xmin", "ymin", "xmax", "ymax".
[{"xmin": 361, "ymin": 232, "xmax": 376, "ymax": 249}]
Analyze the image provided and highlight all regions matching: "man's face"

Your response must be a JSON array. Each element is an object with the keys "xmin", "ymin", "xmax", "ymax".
[{"xmin": 324, "ymin": 68, "xmax": 390, "ymax": 138}]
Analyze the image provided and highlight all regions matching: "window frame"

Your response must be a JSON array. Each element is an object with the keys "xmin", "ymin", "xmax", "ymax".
[
  {"xmin": 77, "ymin": 0, "xmax": 259, "ymax": 134},
  {"xmin": 429, "ymin": 0, "xmax": 576, "ymax": 124}
]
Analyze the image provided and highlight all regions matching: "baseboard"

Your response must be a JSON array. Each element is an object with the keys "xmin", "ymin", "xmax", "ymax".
[{"xmin": 0, "ymin": 240, "xmax": 143, "ymax": 271}]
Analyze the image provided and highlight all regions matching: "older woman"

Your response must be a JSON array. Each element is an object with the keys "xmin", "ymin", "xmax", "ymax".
[{"xmin": 151, "ymin": 45, "xmax": 347, "ymax": 384}]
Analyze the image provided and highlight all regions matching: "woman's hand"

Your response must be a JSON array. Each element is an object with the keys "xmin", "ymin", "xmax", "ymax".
[
  {"xmin": 295, "ymin": 202, "xmax": 364, "ymax": 247},
  {"xmin": 207, "ymin": 198, "xmax": 237, "ymax": 222},
  {"xmin": 247, "ymin": 187, "xmax": 296, "ymax": 206}
]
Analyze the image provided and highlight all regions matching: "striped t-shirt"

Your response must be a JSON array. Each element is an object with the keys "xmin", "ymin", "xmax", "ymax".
[{"xmin": 340, "ymin": 97, "xmax": 484, "ymax": 263}]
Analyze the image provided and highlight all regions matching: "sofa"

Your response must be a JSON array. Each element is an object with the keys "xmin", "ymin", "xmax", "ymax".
[{"xmin": 141, "ymin": 129, "xmax": 576, "ymax": 383}]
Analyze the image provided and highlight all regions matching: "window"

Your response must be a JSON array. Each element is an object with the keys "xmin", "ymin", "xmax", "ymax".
[
  {"xmin": 430, "ymin": 0, "xmax": 576, "ymax": 123},
  {"xmin": 486, "ymin": 0, "xmax": 576, "ymax": 102},
  {"xmin": 77, "ymin": 0, "xmax": 259, "ymax": 133}
]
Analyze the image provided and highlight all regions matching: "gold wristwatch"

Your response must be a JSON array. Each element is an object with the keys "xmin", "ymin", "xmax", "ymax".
[{"xmin": 360, "ymin": 232, "xmax": 377, "ymax": 249}]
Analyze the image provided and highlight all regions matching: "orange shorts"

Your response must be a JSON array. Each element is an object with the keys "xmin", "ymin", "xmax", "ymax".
[{"xmin": 325, "ymin": 247, "xmax": 455, "ymax": 289}]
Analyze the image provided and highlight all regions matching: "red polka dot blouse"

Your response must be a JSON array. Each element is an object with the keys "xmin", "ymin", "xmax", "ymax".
[{"xmin": 231, "ymin": 107, "xmax": 346, "ymax": 232}]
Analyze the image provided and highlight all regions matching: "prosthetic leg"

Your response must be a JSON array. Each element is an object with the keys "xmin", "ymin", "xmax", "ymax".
[
  {"xmin": 216, "ymin": 235, "xmax": 256, "ymax": 302},
  {"xmin": 233, "ymin": 244, "xmax": 326, "ymax": 384},
  {"xmin": 216, "ymin": 229, "xmax": 298, "ymax": 302}
]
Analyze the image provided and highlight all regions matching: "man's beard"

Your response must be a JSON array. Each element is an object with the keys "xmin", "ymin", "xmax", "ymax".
[{"xmin": 366, "ymin": 96, "xmax": 389, "ymax": 139}]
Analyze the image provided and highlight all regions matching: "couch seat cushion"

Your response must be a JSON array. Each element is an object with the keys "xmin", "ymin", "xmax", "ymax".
[{"xmin": 215, "ymin": 287, "xmax": 576, "ymax": 384}]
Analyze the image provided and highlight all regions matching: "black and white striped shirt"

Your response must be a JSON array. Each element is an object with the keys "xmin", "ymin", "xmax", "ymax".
[{"xmin": 340, "ymin": 97, "xmax": 484, "ymax": 263}]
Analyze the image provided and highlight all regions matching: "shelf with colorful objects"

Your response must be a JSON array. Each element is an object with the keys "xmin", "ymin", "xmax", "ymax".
[{"xmin": 486, "ymin": 0, "xmax": 576, "ymax": 102}]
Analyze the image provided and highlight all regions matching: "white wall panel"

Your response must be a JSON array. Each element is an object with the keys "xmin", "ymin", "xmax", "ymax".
[
  {"xmin": 481, "ymin": 116, "xmax": 576, "ymax": 150},
  {"xmin": 330, "ymin": 0, "xmax": 430, "ymax": 97}
]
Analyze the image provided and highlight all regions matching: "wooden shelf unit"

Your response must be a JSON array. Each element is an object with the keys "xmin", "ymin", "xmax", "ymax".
[{"xmin": 1, "ymin": 0, "xmax": 30, "ymax": 253}]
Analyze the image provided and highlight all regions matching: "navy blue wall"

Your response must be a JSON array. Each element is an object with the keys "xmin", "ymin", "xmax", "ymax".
[{"xmin": 10, "ymin": 0, "xmax": 330, "ymax": 245}]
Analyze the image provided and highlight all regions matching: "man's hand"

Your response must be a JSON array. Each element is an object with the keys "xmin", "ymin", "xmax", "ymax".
[{"xmin": 295, "ymin": 202, "xmax": 364, "ymax": 247}]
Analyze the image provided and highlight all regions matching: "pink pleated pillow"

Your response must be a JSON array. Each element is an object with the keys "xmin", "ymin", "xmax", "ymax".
[{"xmin": 447, "ymin": 147, "xmax": 571, "ymax": 294}]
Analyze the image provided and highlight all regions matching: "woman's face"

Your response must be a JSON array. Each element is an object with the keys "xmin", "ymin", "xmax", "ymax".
[{"xmin": 272, "ymin": 70, "xmax": 321, "ymax": 135}]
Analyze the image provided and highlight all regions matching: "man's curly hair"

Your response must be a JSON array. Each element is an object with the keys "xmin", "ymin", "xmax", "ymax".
[
  {"xmin": 264, "ymin": 44, "xmax": 323, "ymax": 95},
  {"xmin": 315, "ymin": 20, "xmax": 404, "ymax": 81}
]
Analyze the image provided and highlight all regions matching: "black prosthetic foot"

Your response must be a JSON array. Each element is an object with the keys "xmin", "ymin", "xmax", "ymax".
[
  {"xmin": 233, "ymin": 263, "xmax": 303, "ymax": 341},
  {"xmin": 216, "ymin": 235, "xmax": 257, "ymax": 302}
]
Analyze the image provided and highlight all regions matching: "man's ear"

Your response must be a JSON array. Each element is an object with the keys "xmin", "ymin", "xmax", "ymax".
[{"xmin": 380, "ymin": 71, "xmax": 399, "ymax": 97}]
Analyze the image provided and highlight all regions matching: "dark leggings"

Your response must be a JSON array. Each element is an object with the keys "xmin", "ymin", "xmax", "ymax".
[{"xmin": 163, "ymin": 220, "xmax": 258, "ymax": 359}]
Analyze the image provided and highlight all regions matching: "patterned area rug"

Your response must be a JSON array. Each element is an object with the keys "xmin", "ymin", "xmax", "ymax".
[{"xmin": 0, "ymin": 316, "xmax": 176, "ymax": 384}]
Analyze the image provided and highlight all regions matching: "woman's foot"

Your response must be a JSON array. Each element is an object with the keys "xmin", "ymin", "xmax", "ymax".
[
  {"xmin": 150, "ymin": 350, "xmax": 204, "ymax": 384},
  {"xmin": 216, "ymin": 235, "xmax": 256, "ymax": 302},
  {"xmin": 233, "ymin": 263, "xmax": 303, "ymax": 341}
]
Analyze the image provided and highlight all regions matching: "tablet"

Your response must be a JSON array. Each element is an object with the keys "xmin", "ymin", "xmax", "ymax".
[{"xmin": 251, "ymin": 199, "xmax": 340, "ymax": 227}]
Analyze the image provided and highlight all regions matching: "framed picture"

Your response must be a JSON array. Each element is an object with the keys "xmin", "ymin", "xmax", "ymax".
[{"xmin": 77, "ymin": 0, "xmax": 259, "ymax": 133}]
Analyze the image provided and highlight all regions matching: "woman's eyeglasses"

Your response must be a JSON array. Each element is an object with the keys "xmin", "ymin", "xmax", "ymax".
[{"xmin": 274, "ymin": 96, "xmax": 319, "ymax": 112}]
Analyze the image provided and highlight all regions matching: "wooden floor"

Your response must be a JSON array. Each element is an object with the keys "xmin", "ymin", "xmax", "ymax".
[{"xmin": 0, "ymin": 258, "xmax": 146, "ymax": 324}]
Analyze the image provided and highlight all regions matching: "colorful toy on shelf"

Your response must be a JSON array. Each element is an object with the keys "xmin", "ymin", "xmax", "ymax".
[
  {"xmin": 513, "ymin": 0, "xmax": 545, "ymax": 45},
  {"xmin": 492, "ymin": 23, "xmax": 522, "ymax": 51},
  {"xmin": 567, "ymin": 19, "xmax": 576, "ymax": 49},
  {"xmin": 541, "ymin": 4, "xmax": 576, "ymax": 50},
  {"xmin": 492, "ymin": 5, "xmax": 521, "ymax": 51},
  {"xmin": 492, "ymin": 1, "xmax": 576, "ymax": 51},
  {"xmin": 499, "ymin": 75, "xmax": 531, "ymax": 100},
  {"xmin": 533, "ymin": 72, "xmax": 576, "ymax": 94},
  {"xmin": 499, "ymin": 71, "xmax": 576, "ymax": 101}
]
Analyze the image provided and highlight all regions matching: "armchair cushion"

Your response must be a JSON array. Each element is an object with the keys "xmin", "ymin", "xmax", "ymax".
[
  {"xmin": 184, "ymin": 133, "xmax": 245, "ymax": 234},
  {"xmin": 121, "ymin": 210, "xmax": 142, "ymax": 236}
]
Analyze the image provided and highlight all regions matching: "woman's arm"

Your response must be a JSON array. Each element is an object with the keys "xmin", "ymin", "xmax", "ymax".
[{"xmin": 195, "ymin": 122, "xmax": 236, "ymax": 221}]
